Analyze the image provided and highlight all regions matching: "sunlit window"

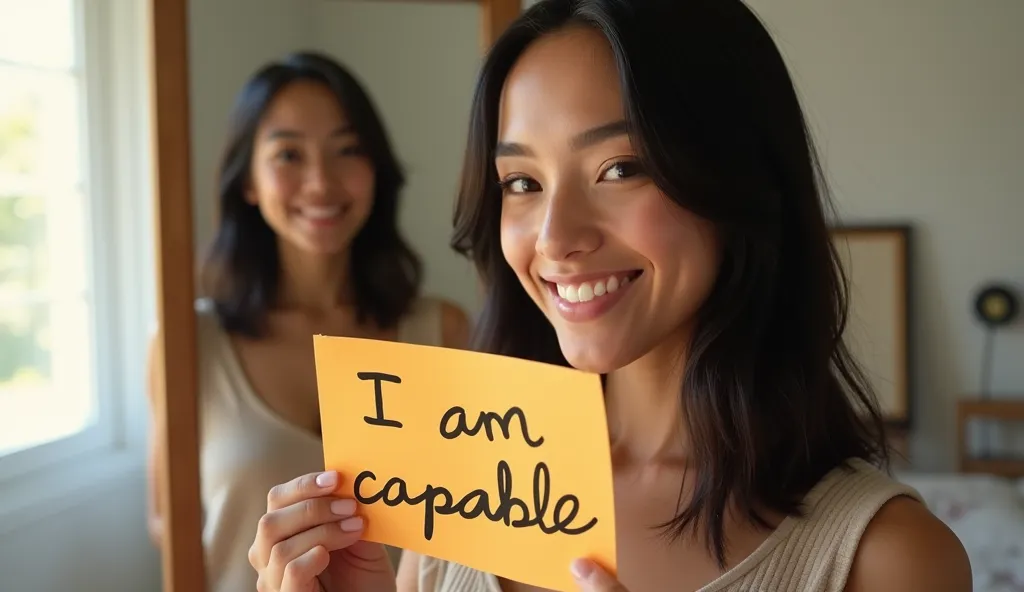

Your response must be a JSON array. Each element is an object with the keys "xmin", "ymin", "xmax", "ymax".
[{"xmin": 0, "ymin": 0, "xmax": 97, "ymax": 457}]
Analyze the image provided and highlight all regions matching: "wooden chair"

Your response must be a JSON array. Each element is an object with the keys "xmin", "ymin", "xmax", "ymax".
[{"xmin": 956, "ymin": 398, "xmax": 1024, "ymax": 478}]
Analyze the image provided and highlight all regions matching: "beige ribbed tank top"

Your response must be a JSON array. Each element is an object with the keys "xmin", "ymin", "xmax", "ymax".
[
  {"xmin": 418, "ymin": 458, "xmax": 923, "ymax": 592},
  {"xmin": 195, "ymin": 297, "xmax": 446, "ymax": 592}
]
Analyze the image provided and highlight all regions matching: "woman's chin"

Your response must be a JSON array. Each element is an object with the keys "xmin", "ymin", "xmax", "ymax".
[
  {"xmin": 284, "ymin": 235, "xmax": 350, "ymax": 258},
  {"xmin": 558, "ymin": 343, "xmax": 622, "ymax": 376}
]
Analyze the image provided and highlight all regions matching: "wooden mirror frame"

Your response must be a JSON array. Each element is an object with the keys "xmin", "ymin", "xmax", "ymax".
[{"xmin": 148, "ymin": 1, "xmax": 521, "ymax": 590}]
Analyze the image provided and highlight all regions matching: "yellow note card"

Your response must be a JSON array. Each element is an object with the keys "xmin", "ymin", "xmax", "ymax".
[{"xmin": 314, "ymin": 335, "xmax": 616, "ymax": 591}]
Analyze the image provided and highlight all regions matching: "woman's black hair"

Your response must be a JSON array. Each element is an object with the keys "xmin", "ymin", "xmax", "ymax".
[
  {"xmin": 202, "ymin": 51, "xmax": 421, "ymax": 337},
  {"xmin": 452, "ymin": 0, "xmax": 889, "ymax": 566}
]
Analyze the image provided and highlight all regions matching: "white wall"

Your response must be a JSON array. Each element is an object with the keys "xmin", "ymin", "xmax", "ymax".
[
  {"xmin": 749, "ymin": 0, "xmax": 1024, "ymax": 470},
  {"xmin": 0, "ymin": 481, "xmax": 157, "ymax": 591}
]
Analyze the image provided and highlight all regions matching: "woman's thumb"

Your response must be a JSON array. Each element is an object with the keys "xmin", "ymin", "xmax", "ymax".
[{"xmin": 570, "ymin": 559, "xmax": 627, "ymax": 592}]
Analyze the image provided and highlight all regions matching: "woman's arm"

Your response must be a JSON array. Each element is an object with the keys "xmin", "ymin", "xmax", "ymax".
[
  {"xmin": 395, "ymin": 550, "xmax": 422, "ymax": 592},
  {"xmin": 145, "ymin": 332, "xmax": 165, "ymax": 548},
  {"xmin": 846, "ymin": 496, "xmax": 971, "ymax": 591}
]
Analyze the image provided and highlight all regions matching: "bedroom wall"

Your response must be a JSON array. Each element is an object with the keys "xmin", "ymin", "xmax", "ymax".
[{"xmin": 748, "ymin": 0, "xmax": 1024, "ymax": 470}]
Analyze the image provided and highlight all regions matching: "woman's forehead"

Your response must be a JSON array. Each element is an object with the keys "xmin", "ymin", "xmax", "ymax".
[{"xmin": 498, "ymin": 28, "xmax": 625, "ymax": 143}]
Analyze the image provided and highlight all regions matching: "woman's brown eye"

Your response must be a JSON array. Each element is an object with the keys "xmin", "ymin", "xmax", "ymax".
[
  {"xmin": 501, "ymin": 176, "xmax": 539, "ymax": 194},
  {"xmin": 277, "ymin": 149, "xmax": 301, "ymax": 163},
  {"xmin": 602, "ymin": 161, "xmax": 642, "ymax": 181}
]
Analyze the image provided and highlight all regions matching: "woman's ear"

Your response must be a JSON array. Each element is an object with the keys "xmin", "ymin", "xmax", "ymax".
[{"xmin": 244, "ymin": 182, "xmax": 258, "ymax": 206}]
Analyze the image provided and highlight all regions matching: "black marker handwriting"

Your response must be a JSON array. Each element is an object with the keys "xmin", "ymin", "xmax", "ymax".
[
  {"xmin": 353, "ymin": 460, "xmax": 597, "ymax": 540},
  {"xmin": 359, "ymin": 371, "xmax": 403, "ymax": 428},
  {"xmin": 439, "ymin": 406, "xmax": 545, "ymax": 448}
]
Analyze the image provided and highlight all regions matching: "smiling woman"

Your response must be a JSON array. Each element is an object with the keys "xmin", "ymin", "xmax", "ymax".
[{"xmin": 432, "ymin": 0, "xmax": 971, "ymax": 591}]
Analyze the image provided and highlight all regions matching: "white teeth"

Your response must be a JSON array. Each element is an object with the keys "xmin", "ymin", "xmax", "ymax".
[
  {"xmin": 301, "ymin": 205, "xmax": 342, "ymax": 220},
  {"xmin": 555, "ymin": 273, "xmax": 635, "ymax": 303}
]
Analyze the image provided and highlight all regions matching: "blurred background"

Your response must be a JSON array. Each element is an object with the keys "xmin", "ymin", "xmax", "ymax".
[{"xmin": 0, "ymin": 0, "xmax": 1021, "ymax": 590}]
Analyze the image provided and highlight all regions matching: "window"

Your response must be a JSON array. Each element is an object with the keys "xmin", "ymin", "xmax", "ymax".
[
  {"xmin": 0, "ymin": 0, "xmax": 153, "ymax": 524},
  {"xmin": 0, "ymin": 0, "xmax": 96, "ymax": 459}
]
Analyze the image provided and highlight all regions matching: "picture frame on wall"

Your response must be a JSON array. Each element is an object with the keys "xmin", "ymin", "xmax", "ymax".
[{"xmin": 830, "ymin": 224, "xmax": 912, "ymax": 428}]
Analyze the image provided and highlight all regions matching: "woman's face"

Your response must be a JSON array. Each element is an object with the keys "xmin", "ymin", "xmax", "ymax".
[
  {"xmin": 496, "ymin": 27, "xmax": 722, "ymax": 373},
  {"xmin": 247, "ymin": 81, "xmax": 375, "ymax": 257}
]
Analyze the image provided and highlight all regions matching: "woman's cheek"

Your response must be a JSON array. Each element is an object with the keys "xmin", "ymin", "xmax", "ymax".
[{"xmin": 500, "ymin": 206, "xmax": 537, "ymax": 273}]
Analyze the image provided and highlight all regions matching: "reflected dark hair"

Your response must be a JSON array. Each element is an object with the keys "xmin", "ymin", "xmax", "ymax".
[
  {"xmin": 202, "ymin": 51, "xmax": 420, "ymax": 337},
  {"xmin": 452, "ymin": 0, "xmax": 889, "ymax": 565}
]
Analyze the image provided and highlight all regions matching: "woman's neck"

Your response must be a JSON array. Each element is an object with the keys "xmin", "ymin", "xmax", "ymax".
[
  {"xmin": 276, "ymin": 243, "xmax": 352, "ymax": 313},
  {"xmin": 605, "ymin": 337, "xmax": 689, "ymax": 464}
]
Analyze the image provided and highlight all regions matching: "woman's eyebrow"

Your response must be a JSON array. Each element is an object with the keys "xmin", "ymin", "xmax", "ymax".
[{"xmin": 495, "ymin": 119, "xmax": 628, "ymax": 157}]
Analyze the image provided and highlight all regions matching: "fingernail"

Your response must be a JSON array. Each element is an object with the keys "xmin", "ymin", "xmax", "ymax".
[
  {"xmin": 315, "ymin": 471, "xmax": 337, "ymax": 488},
  {"xmin": 570, "ymin": 559, "xmax": 594, "ymax": 581},
  {"xmin": 340, "ymin": 516, "xmax": 364, "ymax": 532},
  {"xmin": 331, "ymin": 499, "xmax": 356, "ymax": 516}
]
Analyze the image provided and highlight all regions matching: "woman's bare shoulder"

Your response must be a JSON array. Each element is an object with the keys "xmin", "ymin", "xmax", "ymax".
[{"xmin": 846, "ymin": 495, "xmax": 971, "ymax": 592}]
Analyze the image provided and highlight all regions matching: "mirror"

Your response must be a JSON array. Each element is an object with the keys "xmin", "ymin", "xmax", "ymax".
[{"xmin": 151, "ymin": 1, "xmax": 522, "ymax": 590}]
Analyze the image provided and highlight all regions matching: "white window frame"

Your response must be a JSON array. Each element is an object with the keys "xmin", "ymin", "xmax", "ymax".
[{"xmin": 0, "ymin": 0, "xmax": 155, "ymax": 533}]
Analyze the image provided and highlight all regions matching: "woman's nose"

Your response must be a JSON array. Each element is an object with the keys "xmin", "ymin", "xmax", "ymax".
[
  {"xmin": 535, "ymin": 189, "xmax": 602, "ymax": 261},
  {"xmin": 303, "ymin": 160, "xmax": 328, "ymax": 196}
]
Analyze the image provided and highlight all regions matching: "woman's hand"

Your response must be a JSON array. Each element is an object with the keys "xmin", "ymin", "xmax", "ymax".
[
  {"xmin": 571, "ymin": 559, "xmax": 629, "ymax": 592},
  {"xmin": 249, "ymin": 471, "xmax": 396, "ymax": 592}
]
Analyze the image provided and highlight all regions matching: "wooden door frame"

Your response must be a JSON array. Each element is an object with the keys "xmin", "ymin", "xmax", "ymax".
[{"xmin": 148, "ymin": 1, "xmax": 521, "ymax": 590}]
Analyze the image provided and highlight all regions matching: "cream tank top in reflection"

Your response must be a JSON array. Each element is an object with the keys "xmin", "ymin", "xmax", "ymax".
[
  {"xmin": 195, "ymin": 297, "xmax": 446, "ymax": 592},
  {"xmin": 418, "ymin": 458, "xmax": 923, "ymax": 592}
]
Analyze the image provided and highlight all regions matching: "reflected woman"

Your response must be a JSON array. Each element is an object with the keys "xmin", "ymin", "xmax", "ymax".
[{"xmin": 144, "ymin": 51, "xmax": 470, "ymax": 592}]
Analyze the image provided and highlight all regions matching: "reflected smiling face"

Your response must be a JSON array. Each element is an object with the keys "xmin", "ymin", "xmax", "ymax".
[
  {"xmin": 496, "ymin": 27, "xmax": 722, "ymax": 373},
  {"xmin": 247, "ymin": 80, "xmax": 375, "ymax": 257}
]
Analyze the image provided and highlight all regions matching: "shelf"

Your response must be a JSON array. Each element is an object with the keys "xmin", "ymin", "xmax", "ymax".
[
  {"xmin": 960, "ymin": 457, "xmax": 1024, "ymax": 478},
  {"xmin": 957, "ymin": 399, "xmax": 1024, "ymax": 420}
]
